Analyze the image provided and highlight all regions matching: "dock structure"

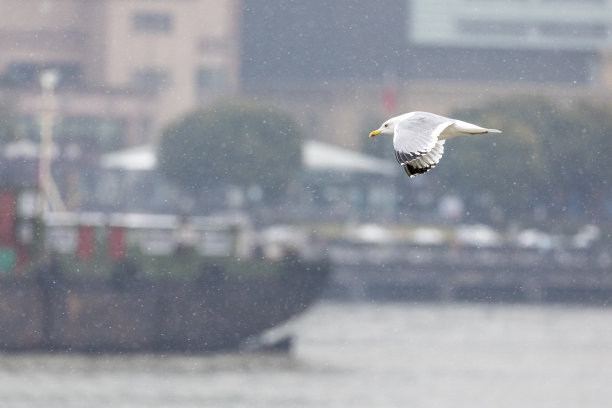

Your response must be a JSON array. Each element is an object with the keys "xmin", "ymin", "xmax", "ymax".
[{"xmin": 326, "ymin": 243, "xmax": 612, "ymax": 305}]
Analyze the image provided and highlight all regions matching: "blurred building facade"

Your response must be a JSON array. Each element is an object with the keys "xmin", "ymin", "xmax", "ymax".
[
  {"xmin": 409, "ymin": 0, "xmax": 612, "ymax": 51},
  {"xmin": 0, "ymin": 0, "xmax": 240, "ymax": 148},
  {"xmin": 2, "ymin": 0, "xmax": 612, "ymax": 210},
  {"xmin": 242, "ymin": 0, "xmax": 610, "ymax": 85},
  {"xmin": 241, "ymin": 0, "xmax": 612, "ymax": 147},
  {"xmin": 4, "ymin": 0, "xmax": 612, "ymax": 150}
]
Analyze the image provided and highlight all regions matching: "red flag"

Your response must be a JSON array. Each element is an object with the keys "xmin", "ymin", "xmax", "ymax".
[{"xmin": 382, "ymin": 87, "xmax": 397, "ymax": 115}]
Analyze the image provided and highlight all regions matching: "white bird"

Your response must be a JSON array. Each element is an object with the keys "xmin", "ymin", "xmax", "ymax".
[{"xmin": 369, "ymin": 111, "xmax": 501, "ymax": 178}]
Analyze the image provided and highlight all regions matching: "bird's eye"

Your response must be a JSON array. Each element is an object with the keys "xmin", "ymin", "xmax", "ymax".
[{"xmin": 383, "ymin": 123, "xmax": 389, "ymax": 128}]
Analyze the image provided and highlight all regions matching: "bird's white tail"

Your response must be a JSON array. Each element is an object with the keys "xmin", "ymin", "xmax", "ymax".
[{"xmin": 440, "ymin": 120, "xmax": 501, "ymax": 139}]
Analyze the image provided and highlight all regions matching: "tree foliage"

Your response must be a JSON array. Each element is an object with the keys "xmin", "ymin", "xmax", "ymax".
[
  {"xmin": 158, "ymin": 101, "xmax": 303, "ymax": 202},
  {"xmin": 439, "ymin": 97, "xmax": 612, "ymax": 222}
]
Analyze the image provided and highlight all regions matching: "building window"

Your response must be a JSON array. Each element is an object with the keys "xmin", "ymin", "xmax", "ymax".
[
  {"xmin": 1, "ymin": 62, "xmax": 83, "ymax": 88},
  {"xmin": 131, "ymin": 68, "xmax": 171, "ymax": 92},
  {"xmin": 2, "ymin": 62, "xmax": 38, "ymax": 86},
  {"xmin": 457, "ymin": 20, "xmax": 529, "ymax": 37},
  {"xmin": 539, "ymin": 22, "xmax": 608, "ymax": 39},
  {"xmin": 196, "ymin": 67, "xmax": 227, "ymax": 94},
  {"xmin": 132, "ymin": 12, "xmax": 173, "ymax": 33}
]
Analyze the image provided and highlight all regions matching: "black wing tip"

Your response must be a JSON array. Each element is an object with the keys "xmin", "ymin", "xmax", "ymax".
[
  {"xmin": 402, "ymin": 162, "xmax": 436, "ymax": 178},
  {"xmin": 399, "ymin": 140, "xmax": 445, "ymax": 178}
]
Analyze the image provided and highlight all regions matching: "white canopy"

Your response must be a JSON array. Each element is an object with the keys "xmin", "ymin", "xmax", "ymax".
[
  {"xmin": 302, "ymin": 140, "xmax": 397, "ymax": 176},
  {"xmin": 100, "ymin": 145, "xmax": 157, "ymax": 171}
]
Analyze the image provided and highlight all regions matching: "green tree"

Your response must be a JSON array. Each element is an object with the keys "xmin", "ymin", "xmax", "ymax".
[
  {"xmin": 158, "ymin": 101, "xmax": 303, "ymax": 202},
  {"xmin": 441, "ymin": 97, "xmax": 612, "ymax": 223},
  {"xmin": 546, "ymin": 102, "xmax": 612, "ymax": 209}
]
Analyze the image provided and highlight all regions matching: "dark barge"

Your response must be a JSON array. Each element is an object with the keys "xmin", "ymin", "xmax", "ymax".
[
  {"xmin": 0, "ymin": 257, "xmax": 329, "ymax": 352},
  {"xmin": 0, "ymin": 204, "xmax": 330, "ymax": 352}
]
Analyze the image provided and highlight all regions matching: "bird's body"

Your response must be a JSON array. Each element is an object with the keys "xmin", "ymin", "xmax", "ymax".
[{"xmin": 369, "ymin": 111, "xmax": 501, "ymax": 178}]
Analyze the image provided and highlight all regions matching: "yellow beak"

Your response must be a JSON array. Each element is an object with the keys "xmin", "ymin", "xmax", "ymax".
[{"xmin": 369, "ymin": 130, "xmax": 382, "ymax": 138}]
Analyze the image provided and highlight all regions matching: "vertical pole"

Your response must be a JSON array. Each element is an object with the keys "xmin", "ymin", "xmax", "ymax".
[{"xmin": 38, "ymin": 70, "xmax": 59, "ymax": 218}]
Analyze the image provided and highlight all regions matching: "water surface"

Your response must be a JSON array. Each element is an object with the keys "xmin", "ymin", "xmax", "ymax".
[{"xmin": 1, "ymin": 302, "xmax": 611, "ymax": 408}]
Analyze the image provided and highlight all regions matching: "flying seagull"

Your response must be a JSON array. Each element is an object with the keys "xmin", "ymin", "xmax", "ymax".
[{"xmin": 369, "ymin": 111, "xmax": 501, "ymax": 178}]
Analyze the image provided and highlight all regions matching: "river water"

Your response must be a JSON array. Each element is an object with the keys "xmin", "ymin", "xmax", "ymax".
[{"xmin": 1, "ymin": 301, "xmax": 612, "ymax": 408}]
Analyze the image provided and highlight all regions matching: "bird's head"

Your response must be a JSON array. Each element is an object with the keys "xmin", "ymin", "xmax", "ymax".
[{"xmin": 369, "ymin": 118, "xmax": 398, "ymax": 137}]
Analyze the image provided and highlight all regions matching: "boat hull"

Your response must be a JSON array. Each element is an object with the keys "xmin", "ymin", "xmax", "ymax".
[{"xmin": 0, "ymin": 258, "xmax": 330, "ymax": 352}]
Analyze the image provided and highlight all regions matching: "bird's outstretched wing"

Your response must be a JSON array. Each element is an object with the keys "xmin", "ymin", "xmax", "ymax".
[
  {"xmin": 402, "ymin": 140, "xmax": 445, "ymax": 177},
  {"xmin": 393, "ymin": 112, "xmax": 453, "ymax": 176}
]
